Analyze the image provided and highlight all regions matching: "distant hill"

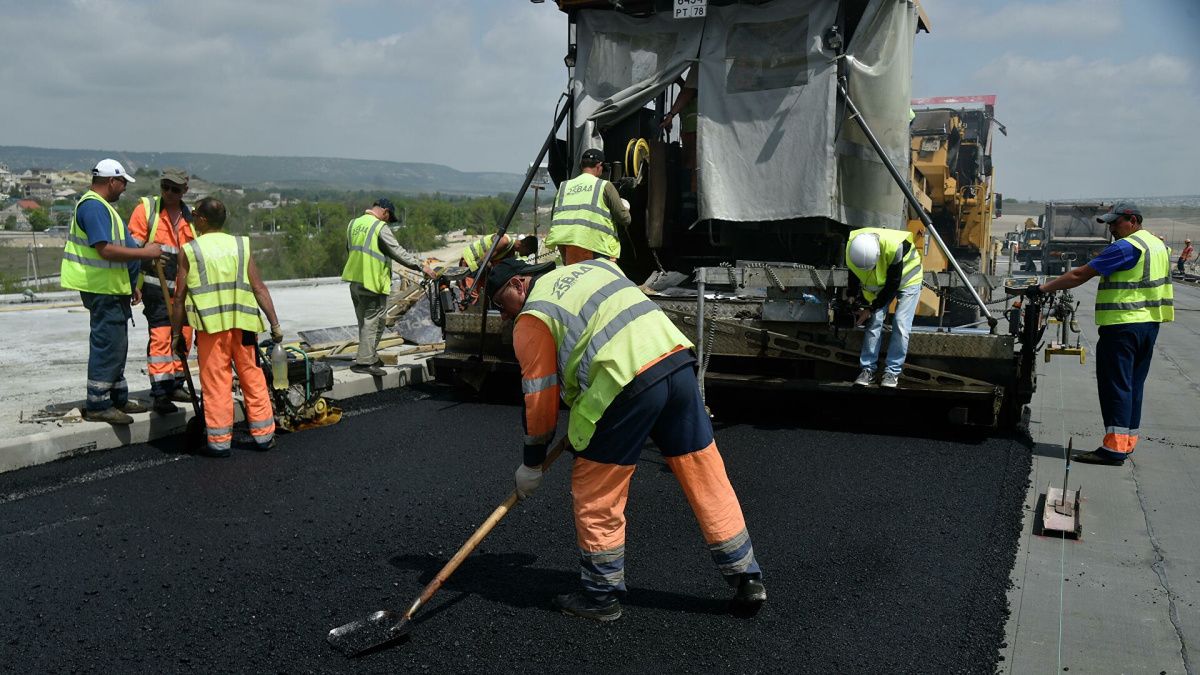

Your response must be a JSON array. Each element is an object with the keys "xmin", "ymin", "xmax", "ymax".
[{"xmin": 0, "ymin": 146, "xmax": 525, "ymax": 196}]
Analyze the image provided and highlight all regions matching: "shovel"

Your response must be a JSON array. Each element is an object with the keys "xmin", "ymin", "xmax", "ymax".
[
  {"xmin": 155, "ymin": 261, "xmax": 205, "ymax": 451},
  {"xmin": 327, "ymin": 437, "xmax": 569, "ymax": 657}
]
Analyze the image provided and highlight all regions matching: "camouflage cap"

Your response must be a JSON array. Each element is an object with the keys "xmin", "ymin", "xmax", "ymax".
[{"xmin": 160, "ymin": 167, "xmax": 189, "ymax": 185}]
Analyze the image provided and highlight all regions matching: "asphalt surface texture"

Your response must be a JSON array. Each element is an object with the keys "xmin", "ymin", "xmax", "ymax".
[{"xmin": 0, "ymin": 384, "xmax": 1031, "ymax": 673}]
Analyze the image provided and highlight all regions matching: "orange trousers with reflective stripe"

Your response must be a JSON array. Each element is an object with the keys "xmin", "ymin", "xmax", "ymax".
[
  {"xmin": 147, "ymin": 325, "xmax": 193, "ymax": 392},
  {"xmin": 196, "ymin": 329, "xmax": 275, "ymax": 451}
]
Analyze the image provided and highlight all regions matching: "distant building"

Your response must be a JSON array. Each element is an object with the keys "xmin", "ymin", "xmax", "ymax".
[
  {"xmin": 20, "ymin": 182, "xmax": 52, "ymax": 200},
  {"xmin": 53, "ymin": 188, "xmax": 78, "ymax": 200},
  {"xmin": 0, "ymin": 202, "xmax": 31, "ymax": 230},
  {"xmin": 16, "ymin": 199, "xmax": 41, "ymax": 211}
]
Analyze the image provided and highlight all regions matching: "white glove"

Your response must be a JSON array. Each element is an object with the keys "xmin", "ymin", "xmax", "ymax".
[
  {"xmin": 514, "ymin": 463, "xmax": 544, "ymax": 499},
  {"xmin": 620, "ymin": 198, "xmax": 630, "ymax": 211}
]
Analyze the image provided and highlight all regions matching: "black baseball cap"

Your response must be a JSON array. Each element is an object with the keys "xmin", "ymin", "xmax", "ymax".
[
  {"xmin": 374, "ymin": 197, "xmax": 399, "ymax": 223},
  {"xmin": 486, "ymin": 258, "xmax": 555, "ymax": 300},
  {"xmin": 1098, "ymin": 201, "xmax": 1141, "ymax": 223},
  {"xmin": 581, "ymin": 148, "xmax": 605, "ymax": 164}
]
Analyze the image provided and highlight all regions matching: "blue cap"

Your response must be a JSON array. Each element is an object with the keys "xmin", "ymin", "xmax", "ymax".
[
  {"xmin": 1098, "ymin": 201, "xmax": 1141, "ymax": 223},
  {"xmin": 373, "ymin": 198, "xmax": 399, "ymax": 223}
]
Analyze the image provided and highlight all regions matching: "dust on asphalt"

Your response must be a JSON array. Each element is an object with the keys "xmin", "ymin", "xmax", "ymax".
[{"xmin": 0, "ymin": 385, "xmax": 1030, "ymax": 673}]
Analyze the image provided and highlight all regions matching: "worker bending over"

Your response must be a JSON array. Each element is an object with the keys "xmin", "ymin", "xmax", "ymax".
[
  {"xmin": 171, "ymin": 198, "xmax": 282, "ymax": 458},
  {"xmin": 1028, "ymin": 202, "xmax": 1173, "ymax": 465},
  {"xmin": 845, "ymin": 227, "xmax": 923, "ymax": 388},
  {"xmin": 545, "ymin": 148, "xmax": 630, "ymax": 265},
  {"xmin": 460, "ymin": 233, "xmax": 538, "ymax": 272},
  {"xmin": 487, "ymin": 257, "xmax": 765, "ymax": 622},
  {"xmin": 340, "ymin": 198, "xmax": 433, "ymax": 378},
  {"xmin": 61, "ymin": 159, "xmax": 163, "ymax": 424},
  {"xmin": 128, "ymin": 168, "xmax": 196, "ymax": 414},
  {"xmin": 458, "ymin": 232, "xmax": 539, "ymax": 306}
]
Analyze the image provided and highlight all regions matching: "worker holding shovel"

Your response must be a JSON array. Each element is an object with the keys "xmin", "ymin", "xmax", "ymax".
[
  {"xmin": 487, "ymin": 257, "xmax": 766, "ymax": 622},
  {"xmin": 170, "ymin": 197, "xmax": 282, "ymax": 458}
]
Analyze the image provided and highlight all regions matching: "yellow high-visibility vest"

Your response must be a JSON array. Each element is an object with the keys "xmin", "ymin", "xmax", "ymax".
[
  {"xmin": 60, "ymin": 191, "xmax": 131, "ymax": 295},
  {"xmin": 183, "ymin": 232, "xmax": 264, "ymax": 334},
  {"xmin": 1095, "ymin": 229, "xmax": 1174, "ymax": 326}
]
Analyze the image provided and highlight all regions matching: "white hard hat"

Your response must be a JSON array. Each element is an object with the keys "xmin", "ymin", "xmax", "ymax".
[{"xmin": 848, "ymin": 233, "xmax": 881, "ymax": 269}]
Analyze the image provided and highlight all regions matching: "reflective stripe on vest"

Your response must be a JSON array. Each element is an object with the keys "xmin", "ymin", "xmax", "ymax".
[
  {"xmin": 340, "ymin": 214, "xmax": 391, "ymax": 294},
  {"xmin": 184, "ymin": 232, "xmax": 264, "ymax": 334},
  {"xmin": 1095, "ymin": 229, "xmax": 1175, "ymax": 326},
  {"xmin": 845, "ymin": 227, "xmax": 922, "ymax": 303},
  {"xmin": 545, "ymin": 173, "xmax": 621, "ymax": 259},
  {"xmin": 519, "ymin": 258, "xmax": 692, "ymax": 450},
  {"xmin": 59, "ymin": 191, "xmax": 131, "ymax": 295},
  {"xmin": 462, "ymin": 234, "xmax": 516, "ymax": 272}
]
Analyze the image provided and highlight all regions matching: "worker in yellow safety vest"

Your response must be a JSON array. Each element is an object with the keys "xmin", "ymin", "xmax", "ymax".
[
  {"xmin": 60, "ymin": 159, "xmax": 165, "ymax": 425},
  {"xmin": 170, "ymin": 197, "xmax": 282, "ymax": 458},
  {"xmin": 340, "ymin": 198, "xmax": 434, "ymax": 377},
  {"xmin": 545, "ymin": 148, "xmax": 630, "ymax": 265},
  {"xmin": 1029, "ymin": 202, "xmax": 1173, "ymax": 465},
  {"xmin": 845, "ymin": 227, "xmax": 923, "ymax": 389},
  {"xmin": 484, "ymin": 256, "xmax": 765, "ymax": 622}
]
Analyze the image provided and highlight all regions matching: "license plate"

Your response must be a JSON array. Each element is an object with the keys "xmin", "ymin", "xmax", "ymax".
[{"xmin": 674, "ymin": 0, "xmax": 706, "ymax": 19}]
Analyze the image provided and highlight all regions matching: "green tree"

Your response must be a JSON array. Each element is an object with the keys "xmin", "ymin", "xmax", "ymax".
[
  {"xmin": 27, "ymin": 208, "xmax": 52, "ymax": 232},
  {"xmin": 3, "ymin": 214, "xmax": 16, "ymax": 231}
]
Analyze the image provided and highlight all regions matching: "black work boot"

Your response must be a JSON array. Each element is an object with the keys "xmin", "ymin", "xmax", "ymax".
[
  {"xmin": 552, "ymin": 591, "xmax": 622, "ymax": 622},
  {"xmin": 1072, "ymin": 449, "xmax": 1126, "ymax": 466},
  {"xmin": 729, "ymin": 572, "xmax": 767, "ymax": 617},
  {"xmin": 350, "ymin": 363, "xmax": 387, "ymax": 377},
  {"xmin": 153, "ymin": 396, "xmax": 179, "ymax": 415}
]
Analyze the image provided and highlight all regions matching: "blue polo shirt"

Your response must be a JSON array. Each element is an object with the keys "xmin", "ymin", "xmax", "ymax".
[
  {"xmin": 76, "ymin": 199, "xmax": 140, "ymax": 287},
  {"xmin": 1087, "ymin": 239, "xmax": 1139, "ymax": 276}
]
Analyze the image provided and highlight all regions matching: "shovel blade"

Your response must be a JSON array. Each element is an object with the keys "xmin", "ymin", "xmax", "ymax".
[{"xmin": 327, "ymin": 610, "xmax": 411, "ymax": 657}]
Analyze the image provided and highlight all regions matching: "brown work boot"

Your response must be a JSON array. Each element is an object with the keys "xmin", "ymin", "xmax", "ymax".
[
  {"xmin": 83, "ymin": 407, "xmax": 134, "ymax": 425},
  {"xmin": 169, "ymin": 388, "xmax": 194, "ymax": 403},
  {"xmin": 119, "ymin": 399, "xmax": 149, "ymax": 414}
]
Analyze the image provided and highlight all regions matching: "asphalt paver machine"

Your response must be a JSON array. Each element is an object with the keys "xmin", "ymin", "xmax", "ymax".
[{"xmin": 432, "ymin": 0, "xmax": 1051, "ymax": 427}]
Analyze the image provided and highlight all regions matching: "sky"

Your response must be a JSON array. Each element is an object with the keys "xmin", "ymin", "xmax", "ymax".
[{"xmin": 0, "ymin": 0, "xmax": 1196, "ymax": 200}]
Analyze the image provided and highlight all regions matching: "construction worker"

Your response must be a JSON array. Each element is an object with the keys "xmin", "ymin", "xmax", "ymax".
[
  {"xmin": 170, "ymin": 197, "xmax": 281, "ymax": 458},
  {"xmin": 1177, "ymin": 238, "xmax": 1193, "ymax": 277},
  {"xmin": 128, "ymin": 168, "xmax": 196, "ymax": 414},
  {"xmin": 845, "ymin": 227, "xmax": 923, "ymax": 388},
  {"xmin": 60, "ymin": 159, "xmax": 163, "ymax": 424},
  {"xmin": 459, "ymin": 233, "xmax": 539, "ymax": 272},
  {"xmin": 1028, "ymin": 202, "xmax": 1173, "ymax": 466},
  {"xmin": 544, "ymin": 148, "xmax": 631, "ymax": 265},
  {"xmin": 660, "ymin": 66, "xmax": 698, "ymax": 195},
  {"xmin": 486, "ymin": 257, "xmax": 765, "ymax": 622},
  {"xmin": 457, "ymin": 233, "xmax": 539, "ymax": 306},
  {"xmin": 340, "ymin": 198, "xmax": 434, "ymax": 377}
]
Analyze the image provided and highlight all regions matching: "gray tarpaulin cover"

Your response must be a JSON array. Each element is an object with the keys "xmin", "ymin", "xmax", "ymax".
[{"xmin": 571, "ymin": 0, "xmax": 916, "ymax": 229}]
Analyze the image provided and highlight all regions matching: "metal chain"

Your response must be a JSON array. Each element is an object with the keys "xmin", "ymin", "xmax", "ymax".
[{"xmin": 921, "ymin": 279, "xmax": 1010, "ymax": 308}]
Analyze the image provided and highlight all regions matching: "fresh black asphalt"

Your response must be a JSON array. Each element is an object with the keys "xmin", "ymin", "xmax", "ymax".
[{"xmin": 0, "ymin": 385, "xmax": 1030, "ymax": 673}]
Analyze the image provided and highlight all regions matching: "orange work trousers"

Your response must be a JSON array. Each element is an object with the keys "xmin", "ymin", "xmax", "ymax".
[
  {"xmin": 196, "ymin": 329, "xmax": 275, "ymax": 452},
  {"xmin": 147, "ymin": 324, "xmax": 193, "ymax": 395}
]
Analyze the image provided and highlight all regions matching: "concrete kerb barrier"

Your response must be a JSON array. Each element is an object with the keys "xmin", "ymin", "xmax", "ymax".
[{"xmin": 0, "ymin": 353, "xmax": 436, "ymax": 475}]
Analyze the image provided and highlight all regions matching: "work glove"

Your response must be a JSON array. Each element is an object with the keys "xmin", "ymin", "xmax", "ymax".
[
  {"xmin": 514, "ymin": 463, "xmax": 544, "ymax": 500},
  {"xmin": 1024, "ymin": 283, "xmax": 1045, "ymax": 301},
  {"xmin": 270, "ymin": 324, "xmax": 284, "ymax": 344},
  {"xmin": 171, "ymin": 332, "xmax": 188, "ymax": 358}
]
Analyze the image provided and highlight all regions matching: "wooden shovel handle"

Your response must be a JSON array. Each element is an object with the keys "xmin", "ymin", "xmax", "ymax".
[
  {"xmin": 405, "ymin": 437, "xmax": 569, "ymax": 618},
  {"xmin": 155, "ymin": 260, "xmax": 173, "ymax": 315}
]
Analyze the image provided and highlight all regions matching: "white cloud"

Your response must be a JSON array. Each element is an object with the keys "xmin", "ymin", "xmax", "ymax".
[
  {"xmin": 972, "ymin": 53, "xmax": 1200, "ymax": 198},
  {"xmin": 0, "ymin": 0, "xmax": 566, "ymax": 173}
]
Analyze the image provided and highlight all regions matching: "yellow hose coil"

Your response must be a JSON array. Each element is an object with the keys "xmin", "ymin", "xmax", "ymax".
[{"xmin": 625, "ymin": 138, "xmax": 651, "ymax": 180}]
